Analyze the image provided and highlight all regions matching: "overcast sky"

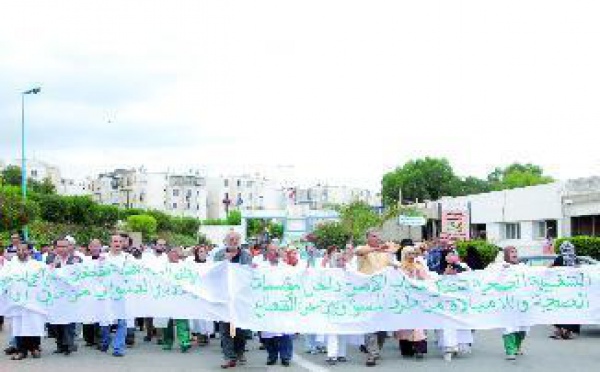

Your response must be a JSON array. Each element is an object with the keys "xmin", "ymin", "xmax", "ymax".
[{"xmin": 1, "ymin": 0, "xmax": 599, "ymax": 190}]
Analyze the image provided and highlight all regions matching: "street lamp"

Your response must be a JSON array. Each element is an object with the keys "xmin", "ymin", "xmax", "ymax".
[{"xmin": 21, "ymin": 87, "xmax": 41, "ymax": 241}]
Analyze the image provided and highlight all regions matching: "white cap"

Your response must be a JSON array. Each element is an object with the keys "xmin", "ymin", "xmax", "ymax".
[{"xmin": 65, "ymin": 235, "xmax": 76, "ymax": 245}]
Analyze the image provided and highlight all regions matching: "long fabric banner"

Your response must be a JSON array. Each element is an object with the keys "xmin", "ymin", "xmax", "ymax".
[{"xmin": 1, "ymin": 260, "xmax": 599, "ymax": 333}]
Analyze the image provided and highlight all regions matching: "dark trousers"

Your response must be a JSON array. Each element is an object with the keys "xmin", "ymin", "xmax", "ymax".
[
  {"xmin": 83, "ymin": 323, "xmax": 100, "ymax": 345},
  {"xmin": 219, "ymin": 322, "xmax": 247, "ymax": 361},
  {"xmin": 126, "ymin": 327, "xmax": 135, "ymax": 345},
  {"xmin": 399, "ymin": 339, "xmax": 427, "ymax": 356},
  {"xmin": 16, "ymin": 336, "xmax": 41, "ymax": 354},
  {"xmin": 54, "ymin": 323, "xmax": 76, "ymax": 352},
  {"xmin": 264, "ymin": 335, "xmax": 293, "ymax": 362},
  {"xmin": 145, "ymin": 318, "xmax": 155, "ymax": 339}
]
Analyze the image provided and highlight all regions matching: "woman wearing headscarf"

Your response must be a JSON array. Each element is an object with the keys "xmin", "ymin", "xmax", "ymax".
[
  {"xmin": 394, "ymin": 246, "xmax": 429, "ymax": 359},
  {"xmin": 435, "ymin": 249, "xmax": 474, "ymax": 361},
  {"xmin": 488, "ymin": 246, "xmax": 529, "ymax": 360},
  {"xmin": 549, "ymin": 241, "xmax": 581, "ymax": 340}
]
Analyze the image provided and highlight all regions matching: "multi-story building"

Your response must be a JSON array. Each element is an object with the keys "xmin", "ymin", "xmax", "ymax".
[
  {"xmin": 10, "ymin": 158, "xmax": 62, "ymax": 186},
  {"xmin": 91, "ymin": 168, "xmax": 208, "ymax": 219},
  {"xmin": 294, "ymin": 184, "xmax": 382, "ymax": 209},
  {"xmin": 206, "ymin": 174, "xmax": 285, "ymax": 219},
  {"xmin": 57, "ymin": 178, "xmax": 92, "ymax": 196}
]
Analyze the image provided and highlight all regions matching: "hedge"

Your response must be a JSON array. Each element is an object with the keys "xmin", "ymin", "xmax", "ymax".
[
  {"xmin": 456, "ymin": 239, "xmax": 501, "ymax": 268},
  {"xmin": 554, "ymin": 236, "xmax": 600, "ymax": 260}
]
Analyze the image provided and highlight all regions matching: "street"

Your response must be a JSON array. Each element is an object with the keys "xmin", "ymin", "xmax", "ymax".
[{"xmin": 0, "ymin": 325, "xmax": 598, "ymax": 372}]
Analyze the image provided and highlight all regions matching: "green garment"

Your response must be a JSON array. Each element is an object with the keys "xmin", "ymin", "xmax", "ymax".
[{"xmin": 162, "ymin": 319, "xmax": 190, "ymax": 349}]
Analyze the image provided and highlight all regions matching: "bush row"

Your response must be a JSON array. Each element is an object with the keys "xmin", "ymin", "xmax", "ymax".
[{"xmin": 554, "ymin": 236, "xmax": 600, "ymax": 260}]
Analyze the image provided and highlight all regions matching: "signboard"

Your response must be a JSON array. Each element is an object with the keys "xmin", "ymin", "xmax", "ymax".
[
  {"xmin": 398, "ymin": 215, "xmax": 427, "ymax": 226},
  {"xmin": 441, "ymin": 209, "xmax": 470, "ymax": 240}
]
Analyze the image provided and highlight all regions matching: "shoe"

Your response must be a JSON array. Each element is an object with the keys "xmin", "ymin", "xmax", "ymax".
[
  {"xmin": 162, "ymin": 345, "xmax": 173, "ymax": 351},
  {"xmin": 100, "ymin": 346, "xmax": 109, "ymax": 353},
  {"xmin": 64, "ymin": 350, "xmax": 71, "ymax": 356},
  {"xmin": 32, "ymin": 349, "xmax": 41, "ymax": 359},
  {"xmin": 267, "ymin": 359, "xmax": 277, "ymax": 366},
  {"xmin": 221, "ymin": 360, "xmax": 236, "ymax": 369},
  {"xmin": 11, "ymin": 352, "xmax": 26, "ymax": 360},
  {"xmin": 359, "ymin": 345, "xmax": 368, "ymax": 354},
  {"xmin": 281, "ymin": 360, "xmax": 291, "ymax": 367},
  {"xmin": 443, "ymin": 352, "xmax": 452, "ymax": 362},
  {"xmin": 337, "ymin": 357, "xmax": 348, "ymax": 362},
  {"xmin": 326, "ymin": 358, "xmax": 337, "ymax": 365},
  {"xmin": 112, "ymin": 352, "xmax": 124, "ymax": 357},
  {"xmin": 143, "ymin": 336, "xmax": 151, "ymax": 342},
  {"xmin": 53, "ymin": 349, "xmax": 64, "ymax": 354},
  {"xmin": 415, "ymin": 353, "xmax": 424, "ymax": 360},
  {"xmin": 180, "ymin": 345, "xmax": 190, "ymax": 353},
  {"xmin": 157, "ymin": 340, "xmax": 164, "ymax": 345},
  {"xmin": 4, "ymin": 346, "xmax": 17, "ymax": 355},
  {"xmin": 259, "ymin": 344, "xmax": 266, "ymax": 350},
  {"xmin": 506, "ymin": 354, "xmax": 517, "ymax": 360},
  {"xmin": 237, "ymin": 353, "xmax": 247, "ymax": 365}
]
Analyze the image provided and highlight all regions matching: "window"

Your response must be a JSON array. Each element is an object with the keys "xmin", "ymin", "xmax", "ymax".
[
  {"xmin": 187, "ymin": 203, "xmax": 191, "ymax": 209},
  {"xmin": 504, "ymin": 223, "xmax": 521, "ymax": 240},
  {"xmin": 224, "ymin": 179, "xmax": 229, "ymax": 187},
  {"xmin": 173, "ymin": 189, "xmax": 180, "ymax": 197},
  {"xmin": 172, "ymin": 202, "xmax": 178, "ymax": 209},
  {"xmin": 31, "ymin": 170, "xmax": 38, "ymax": 177},
  {"xmin": 534, "ymin": 220, "xmax": 558, "ymax": 239}
]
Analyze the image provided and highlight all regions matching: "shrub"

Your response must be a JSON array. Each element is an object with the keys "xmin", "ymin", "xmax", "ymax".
[
  {"xmin": 156, "ymin": 231, "xmax": 198, "ymax": 247},
  {"xmin": 554, "ymin": 236, "xmax": 600, "ymax": 260},
  {"xmin": 145, "ymin": 209, "xmax": 172, "ymax": 231},
  {"xmin": 456, "ymin": 239, "xmax": 501, "ymax": 268},
  {"xmin": 171, "ymin": 217, "xmax": 201, "ymax": 236},
  {"xmin": 226, "ymin": 210, "xmax": 242, "ymax": 225},
  {"xmin": 27, "ymin": 220, "xmax": 113, "ymax": 246},
  {"xmin": 312, "ymin": 221, "xmax": 351, "ymax": 250},
  {"xmin": 0, "ymin": 188, "xmax": 40, "ymax": 232},
  {"xmin": 127, "ymin": 215, "xmax": 158, "ymax": 242}
]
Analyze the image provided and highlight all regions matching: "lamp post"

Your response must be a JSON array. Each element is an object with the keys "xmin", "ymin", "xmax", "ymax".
[{"xmin": 21, "ymin": 87, "xmax": 41, "ymax": 241}]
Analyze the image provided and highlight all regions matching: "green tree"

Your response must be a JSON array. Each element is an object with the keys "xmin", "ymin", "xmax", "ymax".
[
  {"xmin": 0, "ymin": 187, "xmax": 40, "ymax": 232},
  {"xmin": 381, "ymin": 157, "xmax": 460, "ymax": 205},
  {"xmin": 338, "ymin": 201, "xmax": 382, "ymax": 243},
  {"xmin": 1, "ymin": 165, "xmax": 22, "ymax": 186},
  {"xmin": 456, "ymin": 176, "xmax": 492, "ymax": 196},
  {"xmin": 488, "ymin": 163, "xmax": 554, "ymax": 190},
  {"xmin": 127, "ymin": 215, "xmax": 158, "ymax": 241}
]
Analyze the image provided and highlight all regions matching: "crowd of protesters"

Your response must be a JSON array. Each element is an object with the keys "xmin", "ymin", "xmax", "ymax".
[{"xmin": 0, "ymin": 230, "xmax": 585, "ymax": 367}]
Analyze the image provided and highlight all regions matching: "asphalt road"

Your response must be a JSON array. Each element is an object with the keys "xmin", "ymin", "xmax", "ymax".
[{"xmin": 0, "ymin": 325, "xmax": 598, "ymax": 372}]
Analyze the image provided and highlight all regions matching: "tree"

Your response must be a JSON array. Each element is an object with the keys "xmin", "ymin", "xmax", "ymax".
[
  {"xmin": 456, "ymin": 176, "xmax": 491, "ymax": 196},
  {"xmin": 1, "ymin": 165, "xmax": 22, "ymax": 186},
  {"xmin": 488, "ymin": 163, "xmax": 554, "ymax": 190},
  {"xmin": 127, "ymin": 215, "xmax": 158, "ymax": 241},
  {"xmin": 338, "ymin": 201, "xmax": 382, "ymax": 243},
  {"xmin": 0, "ymin": 188, "xmax": 40, "ymax": 232},
  {"xmin": 381, "ymin": 157, "xmax": 460, "ymax": 205}
]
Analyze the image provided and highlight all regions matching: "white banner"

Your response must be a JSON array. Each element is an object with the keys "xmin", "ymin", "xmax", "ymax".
[{"xmin": 1, "ymin": 261, "xmax": 599, "ymax": 333}]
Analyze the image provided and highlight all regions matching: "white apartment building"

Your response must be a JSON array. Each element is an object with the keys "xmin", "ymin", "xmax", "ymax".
[
  {"xmin": 10, "ymin": 158, "xmax": 62, "ymax": 186},
  {"xmin": 295, "ymin": 184, "xmax": 382, "ymax": 209},
  {"xmin": 91, "ymin": 168, "xmax": 208, "ymax": 219},
  {"xmin": 57, "ymin": 178, "xmax": 92, "ymax": 196},
  {"xmin": 206, "ymin": 174, "xmax": 285, "ymax": 219}
]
